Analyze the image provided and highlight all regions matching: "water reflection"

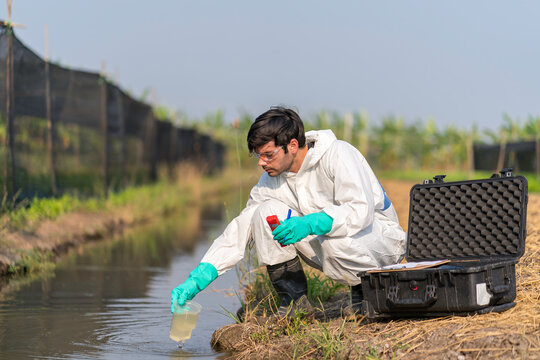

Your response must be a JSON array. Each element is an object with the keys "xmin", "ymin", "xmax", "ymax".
[{"xmin": 0, "ymin": 200, "xmax": 243, "ymax": 359}]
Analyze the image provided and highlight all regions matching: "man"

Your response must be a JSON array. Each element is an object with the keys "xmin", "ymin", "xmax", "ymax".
[{"xmin": 171, "ymin": 107, "xmax": 406, "ymax": 315}]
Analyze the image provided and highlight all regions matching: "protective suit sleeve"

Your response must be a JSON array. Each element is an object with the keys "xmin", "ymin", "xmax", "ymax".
[
  {"xmin": 321, "ymin": 141, "xmax": 384, "ymax": 238},
  {"xmin": 304, "ymin": 212, "xmax": 333, "ymax": 235},
  {"xmin": 170, "ymin": 262, "xmax": 218, "ymax": 312},
  {"xmin": 200, "ymin": 175, "xmax": 272, "ymax": 275}
]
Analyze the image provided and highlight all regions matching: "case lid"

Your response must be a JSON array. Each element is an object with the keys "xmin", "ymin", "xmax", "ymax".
[{"xmin": 406, "ymin": 174, "xmax": 528, "ymax": 262}]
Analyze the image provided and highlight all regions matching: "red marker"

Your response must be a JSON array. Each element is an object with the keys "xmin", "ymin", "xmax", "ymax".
[
  {"xmin": 266, "ymin": 215, "xmax": 280, "ymax": 232},
  {"xmin": 266, "ymin": 209, "xmax": 291, "ymax": 247}
]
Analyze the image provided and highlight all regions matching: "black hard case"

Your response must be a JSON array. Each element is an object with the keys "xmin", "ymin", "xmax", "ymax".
[{"xmin": 359, "ymin": 171, "xmax": 528, "ymax": 318}]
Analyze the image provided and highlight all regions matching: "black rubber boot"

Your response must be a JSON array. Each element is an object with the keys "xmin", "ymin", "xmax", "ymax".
[
  {"xmin": 266, "ymin": 256, "xmax": 309, "ymax": 308},
  {"xmin": 265, "ymin": 256, "xmax": 314, "ymax": 320},
  {"xmin": 235, "ymin": 257, "xmax": 310, "ymax": 322}
]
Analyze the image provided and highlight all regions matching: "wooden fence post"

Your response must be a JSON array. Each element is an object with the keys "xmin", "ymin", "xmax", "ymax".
[
  {"xmin": 496, "ymin": 130, "xmax": 507, "ymax": 172},
  {"xmin": 44, "ymin": 24, "xmax": 57, "ymax": 196},
  {"xmin": 2, "ymin": 30, "xmax": 8, "ymax": 198},
  {"xmin": 116, "ymin": 87, "xmax": 127, "ymax": 186},
  {"xmin": 467, "ymin": 133, "xmax": 475, "ymax": 178},
  {"xmin": 357, "ymin": 111, "xmax": 369, "ymax": 158},
  {"xmin": 536, "ymin": 117, "xmax": 540, "ymax": 178},
  {"xmin": 144, "ymin": 110, "xmax": 157, "ymax": 181},
  {"xmin": 4, "ymin": 24, "xmax": 16, "ymax": 197},
  {"xmin": 100, "ymin": 61, "xmax": 108, "ymax": 197},
  {"xmin": 169, "ymin": 126, "xmax": 177, "ymax": 178},
  {"xmin": 343, "ymin": 112, "xmax": 352, "ymax": 143}
]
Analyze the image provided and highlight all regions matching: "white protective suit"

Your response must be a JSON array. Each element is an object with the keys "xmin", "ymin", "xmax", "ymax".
[{"xmin": 201, "ymin": 129, "xmax": 406, "ymax": 285}]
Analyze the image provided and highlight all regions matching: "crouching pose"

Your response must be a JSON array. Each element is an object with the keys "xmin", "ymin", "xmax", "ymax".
[{"xmin": 171, "ymin": 107, "xmax": 406, "ymax": 315}]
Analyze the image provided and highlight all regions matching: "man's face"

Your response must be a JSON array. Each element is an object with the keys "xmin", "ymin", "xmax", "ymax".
[{"xmin": 254, "ymin": 141, "xmax": 293, "ymax": 177}]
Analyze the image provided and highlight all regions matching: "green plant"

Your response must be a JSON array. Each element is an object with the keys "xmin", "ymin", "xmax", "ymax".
[
  {"xmin": 309, "ymin": 320, "xmax": 349, "ymax": 359},
  {"xmin": 250, "ymin": 327, "xmax": 271, "ymax": 343},
  {"xmin": 284, "ymin": 309, "xmax": 310, "ymax": 337},
  {"xmin": 306, "ymin": 271, "xmax": 346, "ymax": 303},
  {"xmin": 364, "ymin": 346, "xmax": 381, "ymax": 360},
  {"xmin": 7, "ymin": 194, "xmax": 84, "ymax": 229},
  {"xmin": 6, "ymin": 249, "xmax": 56, "ymax": 276}
]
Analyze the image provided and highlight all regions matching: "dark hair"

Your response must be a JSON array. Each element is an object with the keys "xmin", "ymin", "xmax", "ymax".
[{"xmin": 247, "ymin": 107, "xmax": 306, "ymax": 153}]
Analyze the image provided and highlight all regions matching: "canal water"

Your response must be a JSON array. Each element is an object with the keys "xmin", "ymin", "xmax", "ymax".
[{"xmin": 0, "ymin": 198, "xmax": 249, "ymax": 359}]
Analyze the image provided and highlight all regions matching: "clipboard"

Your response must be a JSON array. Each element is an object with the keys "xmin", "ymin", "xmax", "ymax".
[{"xmin": 366, "ymin": 259, "xmax": 451, "ymax": 273}]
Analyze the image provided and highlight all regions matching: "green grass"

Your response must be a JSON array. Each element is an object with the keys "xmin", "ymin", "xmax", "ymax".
[
  {"xmin": 5, "ymin": 194, "xmax": 87, "ymax": 230},
  {"xmin": 239, "ymin": 265, "xmax": 346, "ymax": 319},
  {"xmin": 307, "ymin": 272, "xmax": 346, "ymax": 303},
  {"xmin": 1, "ymin": 178, "xmax": 192, "ymax": 232},
  {"xmin": 308, "ymin": 320, "xmax": 350, "ymax": 360},
  {"xmin": 6, "ymin": 249, "xmax": 56, "ymax": 276}
]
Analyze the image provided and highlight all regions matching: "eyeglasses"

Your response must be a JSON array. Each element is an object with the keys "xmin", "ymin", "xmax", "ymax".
[{"xmin": 252, "ymin": 147, "xmax": 282, "ymax": 162}]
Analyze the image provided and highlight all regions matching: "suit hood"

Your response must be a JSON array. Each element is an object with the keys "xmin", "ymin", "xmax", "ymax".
[{"xmin": 300, "ymin": 129, "xmax": 337, "ymax": 171}]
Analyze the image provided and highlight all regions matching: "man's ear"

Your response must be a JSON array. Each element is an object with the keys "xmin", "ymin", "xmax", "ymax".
[{"xmin": 288, "ymin": 139, "xmax": 299, "ymax": 154}]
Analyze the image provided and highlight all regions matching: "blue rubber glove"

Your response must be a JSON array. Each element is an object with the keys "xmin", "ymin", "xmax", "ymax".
[
  {"xmin": 272, "ymin": 212, "xmax": 333, "ymax": 246},
  {"xmin": 170, "ymin": 262, "xmax": 218, "ymax": 312}
]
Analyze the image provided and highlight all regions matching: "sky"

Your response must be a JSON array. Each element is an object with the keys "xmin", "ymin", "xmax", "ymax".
[{"xmin": 8, "ymin": 1, "xmax": 540, "ymax": 131}]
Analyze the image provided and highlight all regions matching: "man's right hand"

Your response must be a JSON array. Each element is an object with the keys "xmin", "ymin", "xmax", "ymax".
[
  {"xmin": 171, "ymin": 279, "xmax": 197, "ymax": 311},
  {"xmin": 170, "ymin": 262, "xmax": 218, "ymax": 312}
]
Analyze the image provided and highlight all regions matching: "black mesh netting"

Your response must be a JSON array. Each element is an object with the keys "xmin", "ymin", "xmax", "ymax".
[{"xmin": 0, "ymin": 27, "xmax": 224, "ymax": 197}]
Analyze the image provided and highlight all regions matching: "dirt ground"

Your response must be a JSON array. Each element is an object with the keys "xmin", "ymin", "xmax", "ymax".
[{"xmin": 211, "ymin": 179, "xmax": 540, "ymax": 359}]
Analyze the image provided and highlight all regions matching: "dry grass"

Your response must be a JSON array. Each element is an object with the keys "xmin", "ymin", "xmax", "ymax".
[{"xmin": 214, "ymin": 179, "xmax": 540, "ymax": 359}]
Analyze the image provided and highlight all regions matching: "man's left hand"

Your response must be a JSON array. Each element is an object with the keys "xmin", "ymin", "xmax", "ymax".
[
  {"xmin": 272, "ymin": 216, "xmax": 311, "ymax": 245},
  {"xmin": 272, "ymin": 212, "xmax": 333, "ymax": 246}
]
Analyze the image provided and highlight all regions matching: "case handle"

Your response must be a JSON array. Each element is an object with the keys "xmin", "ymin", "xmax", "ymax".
[
  {"xmin": 486, "ymin": 267, "xmax": 511, "ymax": 295},
  {"xmin": 490, "ymin": 284, "xmax": 510, "ymax": 294},
  {"xmin": 386, "ymin": 285, "xmax": 437, "ymax": 308}
]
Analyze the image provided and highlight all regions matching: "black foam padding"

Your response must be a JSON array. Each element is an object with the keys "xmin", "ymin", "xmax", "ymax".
[{"xmin": 407, "ymin": 177, "xmax": 527, "ymax": 261}]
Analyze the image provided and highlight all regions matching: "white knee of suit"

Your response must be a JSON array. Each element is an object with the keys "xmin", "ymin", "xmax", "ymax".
[{"xmin": 251, "ymin": 199, "xmax": 301, "ymax": 266}]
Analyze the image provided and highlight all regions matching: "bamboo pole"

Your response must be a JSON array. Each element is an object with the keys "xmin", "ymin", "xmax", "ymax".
[
  {"xmin": 74, "ymin": 123, "xmax": 80, "ymax": 170},
  {"xmin": 4, "ymin": 19, "xmax": 15, "ymax": 196},
  {"xmin": 1, "ymin": 0, "xmax": 26, "ymax": 198},
  {"xmin": 100, "ymin": 60, "xmax": 108, "ymax": 197},
  {"xmin": 2, "ymin": 28, "xmax": 8, "ymax": 198},
  {"xmin": 536, "ymin": 117, "xmax": 540, "ymax": 178},
  {"xmin": 358, "ymin": 111, "xmax": 369, "ymax": 158},
  {"xmin": 44, "ymin": 24, "xmax": 57, "ymax": 196},
  {"xmin": 169, "ymin": 125, "xmax": 177, "ymax": 178},
  {"xmin": 114, "ymin": 69, "xmax": 127, "ymax": 187},
  {"xmin": 343, "ymin": 112, "xmax": 352, "ymax": 143},
  {"xmin": 145, "ymin": 111, "xmax": 157, "ymax": 181},
  {"xmin": 467, "ymin": 131, "xmax": 475, "ymax": 178},
  {"xmin": 2, "ymin": 3, "xmax": 6, "ymax": 198},
  {"xmin": 496, "ymin": 130, "xmax": 507, "ymax": 172}
]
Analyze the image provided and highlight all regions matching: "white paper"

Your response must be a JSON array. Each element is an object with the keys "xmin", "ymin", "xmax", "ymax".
[{"xmin": 371, "ymin": 260, "xmax": 448, "ymax": 271}]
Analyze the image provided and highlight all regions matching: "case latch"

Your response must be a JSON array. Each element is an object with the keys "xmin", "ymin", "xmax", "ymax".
[
  {"xmin": 386, "ymin": 273, "xmax": 438, "ymax": 309},
  {"xmin": 386, "ymin": 284, "xmax": 437, "ymax": 308},
  {"xmin": 499, "ymin": 168, "xmax": 513, "ymax": 178},
  {"xmin": 433, "ymin": 175, "xmax": 446, "ymax": 183}
]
